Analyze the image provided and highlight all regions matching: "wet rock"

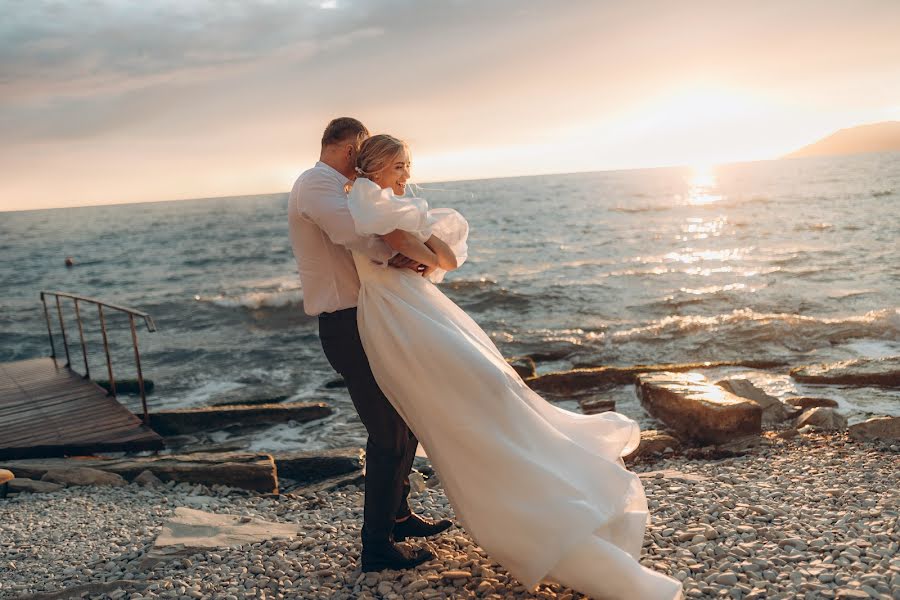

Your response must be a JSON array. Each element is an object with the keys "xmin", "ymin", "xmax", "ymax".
[
  {"xmin": 8, "ymin": 478, "xmax": 64, "ymax": 494},
  {"xmin": 96, "ymin": 378, "xmax": 155, "ymax": 395},
  {"xmin": 790, "ymin": 356, "xmax": 900, "ymax": 387},
  {"xmin": 848, "ymin": 415, "xmax": 900, "ymax": 442},
  {"xmin": 143, "ymin": 402, "xmax": 332, "ymax": 435},
  {"xmin": 529, "ymin": 360, "xmax": 787, "ymax": 395},
  {"xmin": 506, "ymin": 356, "xmax": 536, "ymax": 379},
  {"xmin": 716, "ymin": 378, "xmax": 790, "ymax": 425},
  {"xmin": 795, "ymin": 407, "xmax": 848, "ymax": 431},
  {"xmin": 41, "ymin": 467, "xmax": 126, "ymax": 487},
  {"xmin": 624, "ymin": 430, "xmax": 681, "ymax": 463},
  {"xmin": 577, "ymin": 397, "xmax": 615, "ymax": 415},
  {"xmin": 273, "ymin": 448, "xmax": 363, "ymax": 484},
  {"xmin": 324, "ymin": 378, "xmax": 347, "ymax": 389},
  {"xmin": 785, "ymin": 396, "xmax": 839, "ymax": 410},
  {"xmin": 635, "ymin": 372, "xmax": 762, "ymax": 444}
]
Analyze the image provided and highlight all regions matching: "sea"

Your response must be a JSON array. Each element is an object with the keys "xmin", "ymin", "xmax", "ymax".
[{"xmin": 2, "ymin": 153, "xmax": 898, "ymax": 452}]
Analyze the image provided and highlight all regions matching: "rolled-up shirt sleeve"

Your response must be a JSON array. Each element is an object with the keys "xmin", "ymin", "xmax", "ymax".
[{"xmin": 299, "ymin": 175, "xmax": 394, "ymax": 264}]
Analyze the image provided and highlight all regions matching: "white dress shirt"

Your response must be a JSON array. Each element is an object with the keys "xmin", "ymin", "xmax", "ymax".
[{"xmin": 288, "ymin": 161, "xmax": 393, "ymax": 316}]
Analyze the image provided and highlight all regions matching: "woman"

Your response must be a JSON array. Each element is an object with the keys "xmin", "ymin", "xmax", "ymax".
[{"xmin": 347, "ymin": 134, "xmax": 682, "ymax": 600}]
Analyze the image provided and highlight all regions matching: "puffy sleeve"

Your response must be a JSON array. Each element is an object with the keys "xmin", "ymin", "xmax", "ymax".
[{"xmin": 348, "ymin": 178, "xmax": 469, "ymax": 283}]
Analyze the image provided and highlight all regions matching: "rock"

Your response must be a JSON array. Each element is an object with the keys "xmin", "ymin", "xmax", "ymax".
[
  {"xmin": 141, "ymin": 507, "xmax": 297, "ymax": 568},
  {"xmin": 796, "ymin": 407, "xmax": 848, "ymax": 431},
  {"xmin": 785, "ymin": 396, "xmax": 839, "ymax": 410},
  {"xmin": 133, "ymin": 470, "xmax": 164, "ymax": 487},
  {"xmin": 273, "ymin": 448, "xmax": 363, "ymax": 484},
  {"xmin": 848, "ymin": 415, "xmax": 900, "ymax": 441},
  {"xmin": 96, "ymin": 378, "xmax": 155, "ymax": 395},
  {"xmin": 527, "ymin": 360, "xmax": 787, "ymax": 395},
  {"xmin": 324, "ymin": 378, "xmax": 347, "ymax": 389},
  {"xmin": 625, "ymin": 430, "xmax": 681, "ymax": 463},
  {"xmin": 210, "ymin": 388, "xmax": 292, "ymax": 407},
  {"xmin": 8, "ymin": 478, "xmax": 64, "ymax": 494},
  {"xmin": 3, "ymin": 452, "xmax": 279, "ymax": 493},
  {"xmin": 635, "ymin": 372, "xmax": 762, "ymax": 444},
  {"xmin": 578, "ymin": 396, "xmax": 616, "ymax": 415},
  {"xmin": 506, "ymin": 356, "xmax": 536, "ymax": 379},
  {"xmin": 142, "ymin": 402, "xmax": 332, "ymax": 435},
  {"xmin": 790, "ymin": 356, "xmax": 900, "ymax": 387},
  {"xmin": 0, "ymin": 468, "xmax": 11, "ymax": 498},
  {"xmin": 716, "ymin": 378, "xmax": 790, "ymax": 425},
  {"xmin": 41, "ymin": 467, "xmax": 126, "ymax": 487}
]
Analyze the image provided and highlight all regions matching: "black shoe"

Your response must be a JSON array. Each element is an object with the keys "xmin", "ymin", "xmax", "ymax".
[
  {"xmin": 392, "ymin": 513, "xmax": 454, "ymax": 542},
  {"xmin": 361, "ymin": 541, "xmax": 434, "ymax": 572}
]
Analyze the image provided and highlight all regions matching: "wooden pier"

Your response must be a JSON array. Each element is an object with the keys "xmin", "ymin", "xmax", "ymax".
[
  {"xmin": 1, "ymin": 291, "xmax": 164, "ymax": 460},
  {"xmin": 0, "ymin": 357, "xmax": 163, "ymax": 459}
]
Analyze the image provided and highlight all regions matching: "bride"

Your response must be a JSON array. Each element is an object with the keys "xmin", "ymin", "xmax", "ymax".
[{"xmin": 346, "ymin": 134, "xmax": 682, "ymax": 600}]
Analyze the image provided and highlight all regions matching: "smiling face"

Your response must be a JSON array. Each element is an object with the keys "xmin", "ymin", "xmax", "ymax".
[{"xmin": 372, "ymin": 147, "xmax": 411, "ymax": 195}]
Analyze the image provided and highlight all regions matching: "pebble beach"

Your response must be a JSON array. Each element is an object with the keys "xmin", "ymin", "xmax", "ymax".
[{"xmin": 3, "ymin": 431, "xmax": 898, "ymax": 600}]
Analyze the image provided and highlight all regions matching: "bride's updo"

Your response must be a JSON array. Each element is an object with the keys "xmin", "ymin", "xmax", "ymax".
[{"xmin": 355, "ymin": 134, "xmax": 408, "ymax": 179}]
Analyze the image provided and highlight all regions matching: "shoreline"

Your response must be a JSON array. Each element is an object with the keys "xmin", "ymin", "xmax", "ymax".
[{"xmin": 2, "ymin": 431, "xmax": 897, "ymax": 600}]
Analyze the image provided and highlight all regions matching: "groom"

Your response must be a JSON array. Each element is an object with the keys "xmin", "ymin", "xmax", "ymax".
[{"xmin": 288, "ymin": 117, "xmax": 452, "ymax": 572}]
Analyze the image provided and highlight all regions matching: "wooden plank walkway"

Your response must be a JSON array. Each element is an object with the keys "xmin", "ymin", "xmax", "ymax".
[{"xmin": 0, "ymin": 357, "xmax": 163, "ymax": 459}]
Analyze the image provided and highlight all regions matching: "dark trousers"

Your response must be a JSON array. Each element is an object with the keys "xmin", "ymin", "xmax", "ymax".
[{"xmin": 318, "ymin": 307, "xmax": 418, "ymax": 545}]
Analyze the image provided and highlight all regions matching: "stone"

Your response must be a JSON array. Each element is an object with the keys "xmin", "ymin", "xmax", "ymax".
[
  {"xmin": 142, "ymin": 402, "xmax": 332, "ymax": 435},
  {"xmin": 578, "ymin": 397, "xmax": 616, "ymax": 415},
  {"xmin": 8, "ymin": 478, "xmax": 64, "ymax": 494},
  {"xmin": 716, "ymin": 378, "xmax": 790, "ymax": 425},
  {"xmin": 273, "ymin": 448, "xmax": 363, "ymax": 484},
  {"xmin": 3, "ymin": 452, "xmax": 278, "ymax": 493},
  {"xmin": 795, "ymin": 407, "xmax": 848, "ymax": 431},
  {"xmin": 41, "ymin": 467, "xmax": 126, "ymax": 487},
  {"xmin": 527, "ymin": 360, "xmax": 786, "ymax": 395},
  {"xmin": 506, "ymin": 356, "xmax": 536, "ymax": 379},
  {"xmin": 635, "ymin": 372, "xmax": 762, "ymax": 444},
  {"xmin": 848, "ymin": 415, "xmax": 900, "ymax": 442},
  {"xmin": 141, "ymin": 507, "xmax": 297, "ymax": 567},
  {"xmin": 790, "ymin": 356, "xmax": 900, "ymax": 387},
  {"xmin": 133, "ymin": 470, "xmax": 164, "ymax": 487},
  {"xmin": 625, "ymin": 430, "xmax": 682, "ymax": 462},
  {"xmin": 785, "ymin": 396, "xmax": 839, "ymax": 410}
]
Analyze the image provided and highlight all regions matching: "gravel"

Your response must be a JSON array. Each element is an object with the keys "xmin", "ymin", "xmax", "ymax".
[{"xmin": 1, "ymin": 431, "xmax": 898, "ymax": 600}]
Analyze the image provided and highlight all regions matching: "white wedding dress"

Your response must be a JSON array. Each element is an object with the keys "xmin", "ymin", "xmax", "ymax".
[{"xmin": 347, "ymin": 178, "xmax": 682, "ymax": 600}]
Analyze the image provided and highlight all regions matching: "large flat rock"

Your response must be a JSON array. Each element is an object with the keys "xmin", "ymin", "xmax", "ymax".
[
  {"xmin": 527, "ymin": 360, "xmax": 786, "ymax": 395},
  {"xmin": 790, "ymin": 356, "xmax": 900, "ymax": 388},
  {"xmin": 273, "ymin": 447, "xmax": 363, "ymax": 484},
  {"xmin": 635, "ymin": 372, "xmax": 762, "ymax": 445},
  {"xmin": 142, "ymin": 507, "xmax": 297, "ymax": 567},
  {"xmin": 143, "ymin": 402, "xmax": 332, "ymax": 435},
  {"xmin": 848, "ymin": 416, "xmax": 900, "ymax": 442},
  {"xmin": 0, "ymin": 452, "xmax": 278, "ymax": 493}
]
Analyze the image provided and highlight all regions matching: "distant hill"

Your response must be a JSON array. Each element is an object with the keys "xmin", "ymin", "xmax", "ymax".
[{"xmin": 785, "ymin": 121, "xmax": 900, "ymax": 158}]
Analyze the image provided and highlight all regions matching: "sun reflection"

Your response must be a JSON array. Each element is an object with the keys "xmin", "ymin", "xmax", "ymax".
[{"xmin": 687, "ymin": 164, "xmax": 723, "ymax": 205}]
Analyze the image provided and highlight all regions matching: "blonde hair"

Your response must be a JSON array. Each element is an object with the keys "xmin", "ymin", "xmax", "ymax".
[{"xmin": 356, "ymin": 134, "xmax": 408, "ymax": 179}]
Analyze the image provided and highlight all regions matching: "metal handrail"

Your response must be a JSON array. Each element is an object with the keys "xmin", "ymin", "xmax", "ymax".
[{"xmin": 39, "ymin": 291, "xmax": 157, "ymax": 425}]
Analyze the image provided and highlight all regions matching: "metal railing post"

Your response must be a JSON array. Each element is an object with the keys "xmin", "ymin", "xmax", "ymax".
[
  {"xmin": 40, "ymin": 293, "xmax": 57, "ymax": 362},
  {"xmin": 98, "ymin": 304, "xmax": 116, "ymax": 397},
  {"xmin": 73, "ymin": 298, "xmax": 90, "ymax": 379},
  {"xmin": 128, "ymin": 314, "xmax": 149, "ymax": 425},
  {"xmin": 54, "ymin": 295, "xmax": 71, "ymax": 368}
]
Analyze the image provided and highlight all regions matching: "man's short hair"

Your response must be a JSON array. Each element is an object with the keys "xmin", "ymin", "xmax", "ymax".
[{"xmin": 321, "ymin": 117, "xmax": 369, "ymax": 147}]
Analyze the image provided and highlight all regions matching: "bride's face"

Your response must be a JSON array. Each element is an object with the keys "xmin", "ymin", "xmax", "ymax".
[{"xmin": 373, "ymin": 148, "xmax": 411, "ymax": 195}]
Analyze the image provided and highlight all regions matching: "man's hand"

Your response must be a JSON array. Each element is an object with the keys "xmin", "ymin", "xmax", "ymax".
[{"xmin": 388, "ymin": 254, "xmax": 426, "ymax": 273}]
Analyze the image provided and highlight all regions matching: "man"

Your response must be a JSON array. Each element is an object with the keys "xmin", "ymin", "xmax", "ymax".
[{"xmin": 288, "ymin": 117, "xmax": 452, "ymax": 572}]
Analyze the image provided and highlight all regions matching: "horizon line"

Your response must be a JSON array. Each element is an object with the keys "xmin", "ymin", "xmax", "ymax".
[{"xmin": 0, "ymin": 151, "xmax": 889, "ymax": 214}]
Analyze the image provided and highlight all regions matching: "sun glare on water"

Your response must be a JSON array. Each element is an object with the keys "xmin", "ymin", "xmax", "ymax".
[{"xmin": 687, "ymin": 164, "xmax": 723, "ymax": 205}]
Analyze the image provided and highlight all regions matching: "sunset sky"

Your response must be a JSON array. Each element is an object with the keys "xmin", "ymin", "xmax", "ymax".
[{"xmin": 2, "ymin": 0, "xmax": 899, "ymax": 211}]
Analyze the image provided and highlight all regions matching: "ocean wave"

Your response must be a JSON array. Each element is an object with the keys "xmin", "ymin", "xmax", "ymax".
[
  {"xmin": 607, "ymin": 308, "xmax": 900, "ymax": 349},
  {"xmin": 195, "ymin": 288, "xmax": 302, "ymax": 311},
  {"xmin": 443, "ymin": 278, "xmax": 531, "ymax": 311}
]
